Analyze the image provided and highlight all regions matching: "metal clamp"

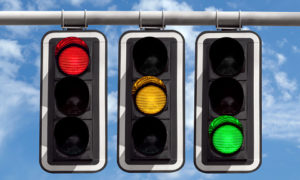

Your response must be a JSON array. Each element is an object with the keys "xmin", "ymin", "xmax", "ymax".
[
  {"xmin": 139, "ymin": 10, "xmax": 166, "ymax": 30},
  {"xmin": 216, "ymin": 10, "xmax": 243, "ymax": 31},
  {"xmin": 61, "ymin": 9, "xmax": 88, "ymax": 30},
  {"xmin": 238, "ymin": 10, "xmax": 242, "ymax": 30}
]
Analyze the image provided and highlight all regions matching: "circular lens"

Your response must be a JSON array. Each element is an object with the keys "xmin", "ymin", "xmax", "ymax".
[
  {"xmin": 212, "ymin": 125, "xmax": 243, "ymax": 154},
  {"xmin": 55, "ymin": 77, "xmax": 89, "ymax": 116},
  {"xmin": 133, "ymin": 37, "xmax": 168, "ymax": 76},
  {"xmin": 210, "ymin": 37, "xmax": 244, "ymax": 76},
  {"xmin": 135, "ymin": 85, "xmax": 166, "ymax": 114},
  {"xmin": 209, "ymin": 115, "xmax": 243, "ymax": 155},
  {"xmin": 54, "ymin": 117, "xmax": 89, "ymax": 156},
  {"xmin": 58, "ymin": 46, "xmax": 89, "ymax": 75},
  {"xmin": 55, "ymin": 37, "xmax": 89, "ymax": 75},
  {"xmin": 132, "ymin": 76, "xmax": 167, "ymax": 115},
  {"xmin": 132, "ymin": 117, "xmax": 167, "ymax": 156},
  {"xmin": 209, "ymin": 78, "xmax": 243, "ymax": 115}
]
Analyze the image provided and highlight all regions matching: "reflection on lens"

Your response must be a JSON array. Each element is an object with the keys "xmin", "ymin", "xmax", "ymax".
[
  {"xmin": 209, "ymin": 78, "xmax": 243, "ymax": 115},
  {"xmin": 133, "ymin": 37, "xmax": 168, "ymax": 76},
  {"xmin": 55, "ymin": 77, "xmax": 89, "ymax": 116},
  {"xmin": 132, "ymin": 117, "xmax": 167, "ymax": 156},
  {"xmin": 210, "ymin": 37, "xmax": 244, "ymax": 76},
  {"xmin": 54, "ymin": 117, "xmax": 89, "ymax": 156}
]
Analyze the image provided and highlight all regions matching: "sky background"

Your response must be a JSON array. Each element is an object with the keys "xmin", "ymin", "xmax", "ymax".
[{"xmin": 0, "ymin": 0, "xmax": 300, "ymax": 179}]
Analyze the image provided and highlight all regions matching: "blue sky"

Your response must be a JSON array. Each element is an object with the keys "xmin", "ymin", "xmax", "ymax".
[{"xmin": 1, "ymin": 0, "xmax": 300, "ymax": 179}]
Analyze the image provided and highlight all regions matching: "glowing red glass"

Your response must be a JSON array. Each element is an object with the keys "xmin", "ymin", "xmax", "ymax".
[{"xmin": 55, "ymin": 37, "xmax": 89, "ymax": 75}]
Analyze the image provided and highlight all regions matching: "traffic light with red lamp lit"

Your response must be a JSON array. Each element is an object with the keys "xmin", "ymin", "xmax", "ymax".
[
  {"xmin": 194, "ymin": 31, "xmax": 262, "ymax": 173},
  {"xmin": 118, "ymin": 31, "xmax": 185, "ymax": 172},
  {"xmin": 40, "ymin": 31, "xmax": 107, "ymax": 173}
]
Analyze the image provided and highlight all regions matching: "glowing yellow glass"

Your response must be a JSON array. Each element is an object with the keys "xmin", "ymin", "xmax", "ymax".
[{"xmin": 132, "ymin": 76, "xmax": 167, "ymax": 115}]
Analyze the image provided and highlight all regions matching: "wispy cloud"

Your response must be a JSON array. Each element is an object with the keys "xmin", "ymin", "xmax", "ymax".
[
  {"xmin": 132, "ymin": 0, "xmax": 192, "ymax": 11},
  {"xmin": 262, "ymin": 44, "xmax": 300, "ymax": 144},
  {"xmin": 0, "ymin": 39, "xmax": 39, "ymax": 149},
  {"xmin": 204, "ymin": 6, "xmax": 222, "ymax": 11},
  {"xmin": 292, "ymin": 45, "xmax": 300, "ymax": 53},
  {"xmin": 277, "ymin": 38, "xmax": 288, "ymax": 48},
  {"xmin": 226, "ymin": 2, "xmax": 238, "ymax": 9},
  {"xmin": 156, "ymin": 161, "xmax": 217, "ymax": 180},
  {"xmin": 104, "ymin": 25, "xmax": 119, "ymax": 77},
  {"xmin": 0, "ymin": 0, "xmax": 22, "ymax": 10},
  {"xmin": 108, "ymin": 91, "xmax": 118, "ymax": 122},
  {"xmin": 69, "ymin": 0, "xmax": 112, "ymax": 7}
]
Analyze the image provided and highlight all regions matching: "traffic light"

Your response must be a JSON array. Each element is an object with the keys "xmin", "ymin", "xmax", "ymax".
[
  {"xmin": 194, "ymin": 31, "xmax": 261, "ymax": 173},
  {"xmin": 40, "ymin": 30, "xmax": 107, "ymax": 173},
  {"xmin": 118, "ymin": 31, "xmax": 185, "ymax": 172}
]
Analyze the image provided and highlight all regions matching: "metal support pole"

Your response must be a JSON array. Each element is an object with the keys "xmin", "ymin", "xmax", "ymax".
[{"xmin": 1, "ymin": 11, "xmax": 300, "ymax": 26}]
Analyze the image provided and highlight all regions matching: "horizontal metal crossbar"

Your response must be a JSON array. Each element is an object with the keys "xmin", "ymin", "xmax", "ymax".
[{"xmin": 1, "ymin": 11, "xmax": 300, "ymax": 27}]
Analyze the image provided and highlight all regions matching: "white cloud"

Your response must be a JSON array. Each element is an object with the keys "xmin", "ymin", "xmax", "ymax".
[
  {"xmin": 263, "ymin": 101, "xmax": 300, "ymax": 142},
  {"xmin": 262, "ymin": 44, "xmax": 300, "ymax": 144},
  {"xmin": 95, "ymin": 0, "xmax": 112, "ymax": 6},
  {"xmin": 253, "ymin": 26, "xmax": 268, "ymax": 31},
  {"xmin": 263, "ymin": 46, "xmax": 288, "ymax": 70},
  {"xmin": 292, "ymin": 45, "xmax": 300, "ymax": 53},
  {"xmin": 0, "ymin": 39, "xmax": 39, "ymax": 148},
  {"xmin": 0, "ymin": 0, "xmax": 22, "ymax": 10},
  {"xmin": 108, "ymin": 134, "xmax": 117, "ymax": 151},
  {"xmin": 132, "ymin": 0, "xmax": 192, "ymax": 11},
  {"xmin": 0, "ymin": 39, "xmax": 24, "ymax": 78},
  {"xmin": 156, "ymin": 161, "xmax": 217, "ymax": 180},
  {"xmin": 242, "ymin": 26, "xmax": 251, "ymax": 31},
  {"xmin": 277, "ymin": 38, "xmax": 288, "ymax": 48},
  {"xmin": 4, "ymin": 26, "xmax": 34, "ymax": 38},
  {"xmin": 185, "ymin": 71, "xmax": 194, "ymax": 150},
  {"xmin": 33, "ymin": 0, "xmax": 57, "ymax": 10},
  {"xmin": 274, "ymin": 72, "xmax": 297, "ymax": 101},
  {"xmin": 0, "ymin": 39, "xmax": 23, "ymax": 61},
  {"xmin": 69, "ymin": 0, "xmax": 112, "ymax": 7},
  {"xmin": 185, "ymin": 72, "xmax": 194, "ymax": 131},
  {"xmin": 104, "ymin": 26, "xmax": 119, "ymax": 77},
  {"xmin": 274, "ymin": 72, "xmax": 297, "ymax": 92},
  {"xmin": 226, "ymin": 2, "xmax": 238, "ymax": 9},
  {"xmin": 276, "ymin": 53, "xmax": 286, "ymax": 65},
  {"xmin": 262, "ymin": 76, "xmax": 275, "ymax": 108},
  {"xmin": 70, "ymin": 0, "xmax": 84, "ymax": 7},
  {"xmin": 108, "ymin": 5, "xmax": 117, "ymax": 11},
  {"xmin": 262, "ymin": 153, "xmax": 268, "ymax": 158},
  {"xmin": 108, "ymin": 91, "xmax": 118, "ymax": 122},
  {"xmin": 204, "ymin": 6, "xmax": 221, "ymax": 12}
]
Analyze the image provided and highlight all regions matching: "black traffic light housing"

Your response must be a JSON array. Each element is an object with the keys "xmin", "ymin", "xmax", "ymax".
[
  {"xmin": 118, "ymin": 30, "xmax": 185, "ymax": 172},
  {"xmin": 194, "ymin": 31, "xmax": 261, "ymax": 173},
  {"xmin": 40, "ymin": 30, "xmax": 107, "ymax": 173}
]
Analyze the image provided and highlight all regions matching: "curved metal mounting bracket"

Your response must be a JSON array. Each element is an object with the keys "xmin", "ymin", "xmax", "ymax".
[
  {"xmin": 61, "ymin": 9, "xmax": 88, "ymax": 30},
  {"xmin": 139, "ymin": 10, "xmax": 166, "ymax": 30},
  {"xmin": 216, "ymin": 10, "xmax": 243, "ymax": 31}
]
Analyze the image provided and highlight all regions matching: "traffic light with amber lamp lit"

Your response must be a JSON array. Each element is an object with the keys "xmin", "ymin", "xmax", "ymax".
[
  {"xmin": 194, "ymin": 31, "xmax": 262, "ymax": 173},
  {"xmin": 40, "ymin": 31, "xmax": 107, "ymax": 173},
  {"xmin": 118, "ymin": 31, "xmax": 185, "ymax": 172}
]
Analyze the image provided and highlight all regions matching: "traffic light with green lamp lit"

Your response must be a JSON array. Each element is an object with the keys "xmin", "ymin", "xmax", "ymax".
[
  {"xmin": 40, "ymin": 31, "xmax": 107, "ymax": 173},
  {"xmin": 194, "ymin": 31, "xmax": 262, "ymax": 173},
  {"xmin": 118, "ymin": 31, "xmax": 185, "ymax": 172}
]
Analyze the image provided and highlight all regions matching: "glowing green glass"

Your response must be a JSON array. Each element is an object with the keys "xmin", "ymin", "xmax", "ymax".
[{"xmin": 209, "ymin": 115, "xmax": 243, "ymax": 154}]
